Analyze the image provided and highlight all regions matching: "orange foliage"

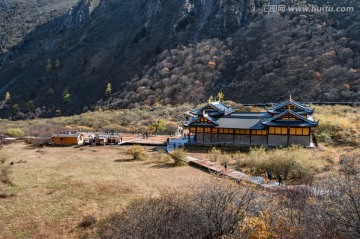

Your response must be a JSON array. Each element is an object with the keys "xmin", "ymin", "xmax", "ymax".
[
  {"xmin": 242, "ymin": 211, "xmax": 297, "ymax": 239},
  {"xmin": 242, "ymin": 212, "xmax": 277, "ymax": 239},
  {"xmin": 349, "ymin": 68, "xmax": 357, "ymax": 73},
  {"xmin": 207, "ymin": 61, "xmax": 217, "ymax": 69}
]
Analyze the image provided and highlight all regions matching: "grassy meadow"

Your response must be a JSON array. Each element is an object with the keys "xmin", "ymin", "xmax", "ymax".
[
  {"xmin": 0, "ymin": 143, "xmax": 211, "ymax": 238},
  {"xmin": 0, "ymin": 104, "xmax": 192, "ymax": 137},
  {"xmin": 0, "ymin": 104, "xmax": 359, "ymax": 146},
  {"xmin": 314, "ymin": 105, "xmax": 360, "ymax": 146},
  {"xmin": 0, "ymin": 104, "xmax": 359, "ymax": 238}
]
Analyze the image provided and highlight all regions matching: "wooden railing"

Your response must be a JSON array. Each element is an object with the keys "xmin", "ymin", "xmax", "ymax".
[{"xmin": 242, "ymin": 102, "xmax": 360, "ymax": 107}]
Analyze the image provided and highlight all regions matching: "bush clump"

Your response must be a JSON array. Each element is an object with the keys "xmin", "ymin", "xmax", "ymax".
[
  {"xmin": 0, "ymin": 150, "xmax": 9, "ymax": 164},
  {"xmin": 238, "ymin": 146, "xmax": 327, "ymax": 180},
  {"xmin": 314, "ymin": 106, "xmax": 360, "ymax": 146},
  {"xmin": 78, "ymin": 215, "xmax": 97, "ymax": 228},
  {"xmin": 170, "ymin": 148, "xmax": 187, "ymax": 166},
  {"xmin": 97, "ymin": 178, "xmax": 254, "ymax": 239},
  {"xmin": 0, "ymin": 166, "xmax": 14, "ymax": 186},
  {"xmin": 126, "ymin": 145, "xmax": 147, "ymax": 160},
  {"xmin": 155, "ymin": 148, "xmax": 170, "ymax": 163},
  {"xmin": 209, "ymin": 147, "xmax": 222, "ymax": 162},
  {"xmin": 0, "ymin": 192, "xmax": 16, "ymax": 199},
  {"xmin": 5, "ymin": 128, "xmax": 25, "ymax": 138}
]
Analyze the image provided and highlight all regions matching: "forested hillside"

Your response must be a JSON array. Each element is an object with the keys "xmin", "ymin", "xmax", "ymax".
[
  {"xmin": 0, "ymin": 0, "xmax": 79, "ymax": 51},
  {"xmin": 0, "ymin": 0, "xmax": 359, "ymax": 119}
]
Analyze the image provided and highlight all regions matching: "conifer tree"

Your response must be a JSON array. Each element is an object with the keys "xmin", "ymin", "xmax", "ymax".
[
  {"xmin": 4, "ymin": 91, "xmax": 11, "ymax": 103},
  {"xmin": 63, "ymin": 90, "xmax": 71, "ymax": 103},
  {"xmin": 217, "ymin": 91, "xmax": 224, "ymax": 102},
  {"xmin": 105, "ymin": 83, "xmax": 112, "ymax": 97},
  {"xmin": 55, "ymin": 59, "xmax": 62, "ymax": 70}
]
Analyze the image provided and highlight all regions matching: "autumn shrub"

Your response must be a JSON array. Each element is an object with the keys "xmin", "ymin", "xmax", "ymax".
[
  {"xmin": 97, "ymin": 178, "xmax": 254, "ymax": 239},
  {"xmin": 155, "ymin": 148, "xmax": 170, "ymax": 163},
  {"xmin": 257, "ymin": 174, "xmax": 360, "ymax": 239},
  {"xmin": 314, "ymin": 106, "xmax": 360, "ymax": 146},
  {"xmin": 0, "ymin": 166, "xmax": 14, "ymax": 186},
  {"xmin": 0, "ymin": 150, "xmax": 9, "ymax": 164},
  {"xmin": 170, "ymin": 148, "xmax": 187, "ymax": 166},
  {"xmin": 78, "ymin": 215, "xmax": 97, "ymax": 228},
  {"xmin": 0, "ymin": 192, "xmax": 16, "ymax": 199},
  {"xmin": 209, "ymin": 147, "xmax": 222, "ymax": 162},
  {"xmin": 239, "ymin": 146, "xmax": 326, "ymax": 180},
  {"xmin": 76, "ymin": 125, "xmax": 94, "ymax": 132},
  {"xmin": 316, "ymin": 129, "xmax": 333, "ymax": 143},
  {"xmin": 233, "ymin": 151, "xmax": 248, "ymax": 168},
  {"xmin": 5, "ymin": 128, "xmax": 25, "ymax": 138},
  {"xmin": 126, "ymin": 145, "xmax": 146, "ymax": 160},
  {"xmin": 102, "ymin": 124, "xmax": 127, "ymax": 133},
  {"xmin": 339, "ymin": 149, "xmax": 360, "ymax": 176}
]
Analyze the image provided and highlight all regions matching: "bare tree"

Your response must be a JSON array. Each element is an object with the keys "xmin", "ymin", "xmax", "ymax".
[{"xmin": 97, "ymin": 177, "xmax": 254, "ymax": 239}]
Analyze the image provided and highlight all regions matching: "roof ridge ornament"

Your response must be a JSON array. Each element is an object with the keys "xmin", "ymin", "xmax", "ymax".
[{"xmin": 290, "ymin": 94, "xmax": 292, "ymax": 102}]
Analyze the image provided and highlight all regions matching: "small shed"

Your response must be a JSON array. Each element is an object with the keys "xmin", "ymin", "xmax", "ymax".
[
  {"xmin": 83, "ymin": 133, "xmax": 96, "ymax": 145},
  {"xmin": 52, "ymin": 134, "xmax": 85, "ymax": 146},
  {"xmin": 93, "ymin": 134, "xmax": 107, "ymax": 146},
  {"xmin": 105, "ymin": 134, "xmax": 120, "ymax": 144},
  {"xmin": 97, "ymin": 137, "xmax": 107, "ymax": 146}
]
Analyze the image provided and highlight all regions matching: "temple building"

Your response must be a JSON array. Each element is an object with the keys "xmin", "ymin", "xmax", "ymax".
[{"xmin": 182, "ymin": 97, "xmax": 318, "ymax": 147}]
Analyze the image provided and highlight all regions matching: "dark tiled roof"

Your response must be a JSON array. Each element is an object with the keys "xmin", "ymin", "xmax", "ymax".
[
  {"xmin": 190, "ymin": 101, "xmax": 235, "ymax": 116},
  {"xmin": 190, "ymin": 109, "xmax": 223, "ymax": 117},
  {"xmin": 182, "ymin": 115, "xmax": 219, "ymax": 127},
  {"xmin": 267, "ymin": 109, "xmax": 313, "ymax": 115},
  {"xmin": 183, "ymin": 100, "xmax": 319, "ymax": 130},
  {"xmin": 183, "ymin": 117, "xmax": 200, "ymax": 126},
  {"xmin": 203, "ymin": 114, "xmax": 219, "ymax": 125},
  {"xmin": 261, "ymin": 110, "xmax": 318, "ymax": 127},
  {"xmin": 215, "ymin": 112, "xmax": 270, "ymax": 129},
  {"xmin": 261, "ymin": 121, "xmax": 318, "ymax": 127},
  {"xmin": 210, "ymin": 102, "xmax": 236, "ymax": 115},
  {"xmin": 183, "ymin": 112, "xmax": 271, "ymax": 129},
  {"xmin": 215, "ymin": 118, "xmax": 263, "ymax": 129},
  {"xmin": 267, "ymin": 100, "xmax": 314, "ymax": 113}
]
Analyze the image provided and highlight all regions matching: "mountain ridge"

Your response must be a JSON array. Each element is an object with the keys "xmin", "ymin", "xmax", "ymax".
[{"xmin": 0, "ymin": 0, "xmax": 359, "ymax": 119}]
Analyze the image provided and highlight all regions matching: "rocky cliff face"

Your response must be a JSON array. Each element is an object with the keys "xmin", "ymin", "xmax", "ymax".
[
  {"xmin": 0, "ymin": 0, "xmax": 359, "ymax": 119},
  {"xmin": 0, "ymin": 0, "xmax": 79, "ymax": 52}
]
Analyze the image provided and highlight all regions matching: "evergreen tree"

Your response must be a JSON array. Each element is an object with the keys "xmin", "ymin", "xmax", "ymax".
[
  {"xmin": 48, "ymin": 88, "xmax": 54, "ymax": 94},
  {"xmin": 105, "ymin": 83, "xmax": 112, "ymax": 97},
  {"xmin": 4, "ymin": 91, "xmax": 11, "ymax": 103},
  {"xmin": 62, "ymin": 90, "xmax": 71, "ymax": 103},
  {"xmin": 217, "ymin": 91, "xmax": 224, "ymax": 102},
  {"xmin": 27, "ymin": 100, "xmax": 35, "ymax": 111},
  {"xmin": 55, "ymin": 59, "xmax": 62, "ymax": 70}
]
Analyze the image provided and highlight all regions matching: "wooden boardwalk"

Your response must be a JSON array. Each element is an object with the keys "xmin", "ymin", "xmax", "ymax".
[
  {"xmin": 119, "ymin": 135, "xmax": 173, "ymax": 146},
  {"xmin": 186, "ymin": 156, "xmax": 279, "ymax": 188}
]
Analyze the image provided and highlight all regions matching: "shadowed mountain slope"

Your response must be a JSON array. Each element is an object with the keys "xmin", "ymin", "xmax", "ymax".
[{"xmin": 0, "ymin": 0, "xmax": 359, "ymax": 119}]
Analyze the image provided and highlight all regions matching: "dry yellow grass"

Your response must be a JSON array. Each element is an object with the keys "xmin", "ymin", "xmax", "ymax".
[
  {"xmin": 187, "ymin": 144, "xmax": 359, "ymax": 183},
  {"xmin": 0, "ymin": 142, "xmax": 212, "ymax": 239},
  {"xmin": 314, "ymin": 105, "xmax": 360, "ymax": 146}
]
